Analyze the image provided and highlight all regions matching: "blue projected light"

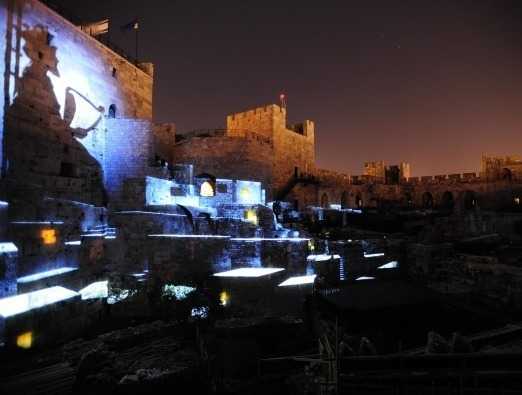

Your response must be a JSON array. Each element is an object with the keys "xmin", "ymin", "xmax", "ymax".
[
  {"xmin": 231, "ymin": 237, "xmax": 310, "ymax": 242},
  {"xmin": 163, "ymin": 285, "xmax": 196, "ymax": 300},
  {"xmin": 214, "ymin": 268, "xmax": 284, "ymax": 278},
  {"xmin": 65, "ymin": 240, "xmax": 82, "ymax": 246},
  {"xmin": 17, "ymin": 267, "xmax": 77, "ymax": 284},
  {"xmin": 356, "ymin": 276, "xmax": 375, "ymax": 281},
  {"xmin": 0, "ymin": 286, "xmax": 78, "ymax": 317},
  {"xmin": 0, "ymin": 201, "xmax": 8, "ymax": 206}
]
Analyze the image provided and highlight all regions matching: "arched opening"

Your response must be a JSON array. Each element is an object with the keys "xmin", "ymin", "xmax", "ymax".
[
  {"xmin": 320, "ymin": 193, "xmax": 329, "ymax": 208},
  {"xmin": 200, "ymin": 181, "xmax": 215, "ymax": 197},
  {"xmin": 108, "ymin": 104, "xmax": 117, "ymax": 118},
  {"xmin": 404, "ymin": 192, "xmax": 413, "ymax": 207},
  {"xmin": 355, "ymin": 194, "xmax": 363, "ymax": 209},
  {"xmin": 463, "ymin": 190, "xmax": 477, "ymax": 211},
  {"xmin": 440, "ymin": 191, "xmax": 454, "ymax": 211},
  {"xmin": 422, "ymin": 192, "xmax": 434, "ymax": 209},
  {"xmin": 340, "ymin": 191, "xmax": 348, "ymax": 209},
  {"xmin": 502, "ymin": 168, "xmax": 512, "ymax": 181}
]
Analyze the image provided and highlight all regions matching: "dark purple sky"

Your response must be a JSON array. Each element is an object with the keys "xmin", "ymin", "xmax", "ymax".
[{"xmin": 55, "ymin": 0, "xmax": 522, "ymax": 176}]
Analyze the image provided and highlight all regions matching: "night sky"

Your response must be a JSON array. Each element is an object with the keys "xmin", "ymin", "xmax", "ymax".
[{"xmin": 54, "ymin": 0, "xmax": 522, "ymax": 176}]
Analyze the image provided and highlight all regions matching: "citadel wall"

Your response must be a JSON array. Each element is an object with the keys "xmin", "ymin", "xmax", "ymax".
[{"xmin": 0, "ymin": 0, "xmax": 153, "ymax": 206}]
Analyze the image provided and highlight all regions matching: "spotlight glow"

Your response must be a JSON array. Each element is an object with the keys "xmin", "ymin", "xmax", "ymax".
[
  {"xmin": 378, "ymin": 261, "xmax": 399, "ymax": 269},
  {"xmin": 16, "ymin": 332, "xmax": 33, "ymax": 349},
  {"xmin": 18, "ymin": 267, "xmax": 77, "ymax": 284},
  {"xmin": 213, "ymin": 268, "xmax": 284, "ymax": 278},
  {"xmin": 278, "ymin": 275, "xmax": 316, "ymax": 287},
  {"xmin": 65, "ymin": 240, "xmax": 82, "ymax": 246},
  {"xmin": 41, "ymin": 229, "xmax": 57, "ymax": 245}
]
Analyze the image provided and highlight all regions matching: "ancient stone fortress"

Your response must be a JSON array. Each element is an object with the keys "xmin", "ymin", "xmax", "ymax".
[{"xmin": 0, "ymin": 0, "xmax": 520, "ymax": 352}]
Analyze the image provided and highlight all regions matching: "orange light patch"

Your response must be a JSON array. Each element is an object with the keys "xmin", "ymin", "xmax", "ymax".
[
  {"xmin": 41, "ymin": 229, "xmax": 57, "ymax": 245},
  {"xmin": 17, "ymin": 331, "xmax": 33, "ymax": 349}
]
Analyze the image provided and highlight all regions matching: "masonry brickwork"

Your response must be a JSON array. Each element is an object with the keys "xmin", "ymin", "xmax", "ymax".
[{"xmin": 0, "ymin": 0, "xmax": 153, "ymax": 206}]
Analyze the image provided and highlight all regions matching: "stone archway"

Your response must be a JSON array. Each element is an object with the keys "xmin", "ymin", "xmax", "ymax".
[
  {"xmin": 440, "ymin": 191, "xmax": 454, "ymax": 211},
  {"xmin": 422, "ymin": 192, "xmax": 434, "ymax": 209},
  {"xmin": 463, "ymin": 190, "xmax": 478, "ymax": 210}
]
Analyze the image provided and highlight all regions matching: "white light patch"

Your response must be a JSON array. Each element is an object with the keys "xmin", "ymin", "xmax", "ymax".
[
  {"xmin": 11, "ymin": 221, "xmax": 64, "ymax": 225},
  {"xmin": 0, "ymin": 286, "xmax": 78, "ymax": 318},
  {"xmin": 278, "ymin": 275, "xmax": 317, "ymax": 287},
  {"xmin": 307, "ymin": 254, "xmax": 341, "ymax": 262},
  {"xmin": 364, "ymin": 252, "xmax": 385, "ymax": 258},
  {"xmin": 378, "ymin": 261, "xmax": 399, "ymax": 269},
  {"xmin": 65, "ymin": 240, "xmax": 82, "ymax": 246},
  {"xmin": 356, "ymin": 276, "xmax": 375, "ymax": 281},
  {"xmin": 230, "ymin": 237, "xmax": 310, "ymax": 242},
  {"xmin": 149, "ymin": 234, "xmax": 230, "ymax": 239},
  {"xmin": 18, "ymin": 267, "xmax": 77, "ymax": 283},
  {"xmin": 0, "ymin": 201, "xmax": 8, "ymax": 206},
  {"xmin": 0, "ymin": 242, "xmax": 18, "ymax": 253},
  {"xmin": 213, "ymin": 268, "xmax": 285, "ymax": 278},
  {"xmin": 79, "ymin": 280, "xmax": 108, "ymax": 300},
  {"xmin": 107, "ymin": 289, "xmax": 135, "ymax": 305}
]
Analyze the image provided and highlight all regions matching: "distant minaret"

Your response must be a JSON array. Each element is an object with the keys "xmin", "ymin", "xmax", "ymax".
[{"xmin": 279, "ymin": 93, "xmax": 286, "ymax": 109}]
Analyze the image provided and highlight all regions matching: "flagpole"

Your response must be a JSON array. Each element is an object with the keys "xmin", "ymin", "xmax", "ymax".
[{"xmin": 135, "ymin": 24, "xmax": 138, "ymax": 64}]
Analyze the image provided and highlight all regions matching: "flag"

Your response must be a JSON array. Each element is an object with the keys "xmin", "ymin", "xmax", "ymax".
[{"xmin": 121, "ymin": 19, "xmax": 139, "ymax": 31}]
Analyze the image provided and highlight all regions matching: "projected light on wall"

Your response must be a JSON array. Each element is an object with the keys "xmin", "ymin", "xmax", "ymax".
[
  {"xmin": 307, "ymin": 254, "xmax": 341, "ymax": 262},
  {"xmin": 18, "ymin": 267, "xmax": 77, "ymax": 284},
  {"xmin": 378, "ymin": 261, "xmax": 399, "ymax": 269},
  {"xmin": 236, "ymin": 181, "xmax": 262, "ymax": 204},
  {"xmin": 356, "ymin": 276, "xmax": 375, "ymax": 281},
  {"xmin": 0, "ymin": 286, "xmax": 78, "ymax": 317},
  {"xmin": 278, "ymin": 275, "xmax": 316, "ymax": 287},
  {"xmin": 79, "ymin": 281, "xmax": 109, "ymax": 300},
  {"xmin": 244, "ymin": 209, "xmax": 258, "ymax": 225},
  {"xmin": 363, "ymin": 252, "xmax": 385, "ymax": 258},
  {"xmin": 213, "ymin": 268, "xmax": 284, "ymax": 278},
  {"xmin": 163, "ymin": 284, "xmax": 196, "ymax": 300},
  {"xmin": 16, "ymin": 332, "xmax": 33, "ymax": 349}
]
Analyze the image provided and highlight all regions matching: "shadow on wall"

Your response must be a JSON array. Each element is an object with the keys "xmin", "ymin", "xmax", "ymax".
[{"xmin": 2, "ymin": 18, "xmax": 107, "ymax": 205}]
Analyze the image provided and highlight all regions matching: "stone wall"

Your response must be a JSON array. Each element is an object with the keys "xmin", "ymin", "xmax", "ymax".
[
  {"xmin": 173, "ymin": 135, "xmax": 274, "ymax": 196},
  {"xmin": 153, "ymin": 123, "xmax": 176, "ymax": 163},
  {"xmin": 0, "ymin": 0, "xmax": 153, "ymax": 207}
]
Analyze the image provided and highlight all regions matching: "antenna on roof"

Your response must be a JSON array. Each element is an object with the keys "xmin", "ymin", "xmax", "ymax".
[{"xmin": 279, "ymin": 93, "xmax": 286, "ymax": 109}]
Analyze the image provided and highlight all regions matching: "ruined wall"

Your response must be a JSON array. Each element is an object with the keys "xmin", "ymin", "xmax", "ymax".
[
  {"xmin": 152, "ymin": 122, "xmax": 176, "ymax": 163},
  {"xmin": 173, "ymin": 135, "xmax": 274, "ymax": 196},
  {"xmin": 0, "ymin": 0, "xmax": 153, "ymax": 207}
]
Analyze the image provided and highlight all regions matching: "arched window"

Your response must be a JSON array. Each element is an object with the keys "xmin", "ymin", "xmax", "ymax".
[
  {"xmin": 108, "ymin": 104, "xmax": 117, "ymax": 118},
  {"xmin": 422, "ymin": 192, "xmax": 434, "ymax": 209},
  {"xmin": 200, "ymin": 181, "xmax": 215, "ymax": 197},
  {"xmin": 355, "ymin": 194, "xmax": 363, "ymax": 209},
  {"xmin": 463, "ymin": 190, "xmax": 477, "ymax": 210},
  {"xmin": 320, "ymin": 193, "xmax": 329, "ymax": 208},
  {"xmin": 441, "ymin": 191, "xmax": 454, "ymax": 211}
]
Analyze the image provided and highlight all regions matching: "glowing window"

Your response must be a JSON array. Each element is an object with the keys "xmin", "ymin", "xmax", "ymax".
[
  {"xmin": 41, "ymin": 229, "xmax": 57, "ymax": 245},
  {"xmin": 17, "ymin": 332, "xmax": 33, "ymax": 349},
  {"xmin": 200, "ymin": 181, "xmax": 215, "ymax": 197},
  {"xmin": 244, "ymin": 209, "xmax": 258, "ymax": 225}
]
